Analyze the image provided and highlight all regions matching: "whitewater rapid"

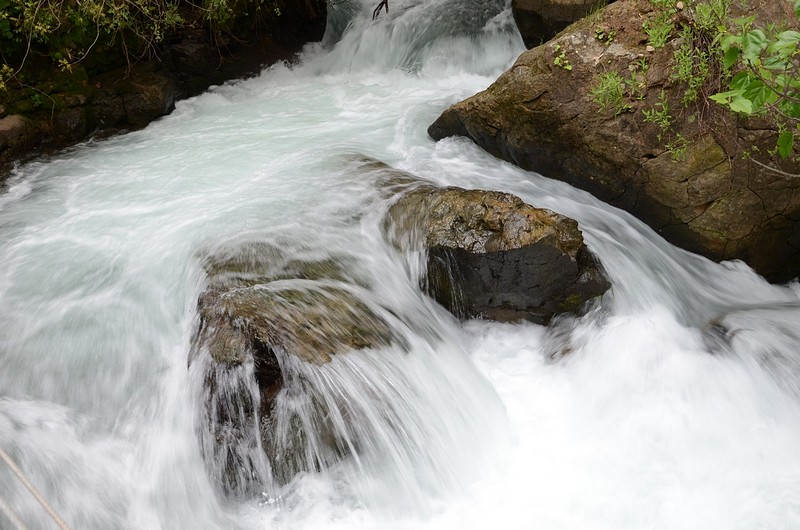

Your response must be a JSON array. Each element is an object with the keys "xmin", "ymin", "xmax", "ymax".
[{"xmin": 1, "ymin": 0, "xmax": 799, "ymax": 528}]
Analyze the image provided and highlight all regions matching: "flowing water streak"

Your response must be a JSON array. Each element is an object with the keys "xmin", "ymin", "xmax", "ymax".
[{"xmin": 0, "ymin": 0, "xmax": 799, "ymax": 528}]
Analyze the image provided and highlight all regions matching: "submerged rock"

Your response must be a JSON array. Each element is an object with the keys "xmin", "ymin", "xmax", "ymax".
[
  {"xmin": 429, "ymin": 0, "xmax": 800, "ymax": 282},
  {"xmin": 197, "ymin": 285, "xmax": 392, "ymax": 367},
  {"xmin": 191, "ymin": 242, "xmax": 394, "ymax": 491},
  {"xmin": 703, "ymin": 301, "xmax": 800, "ymax": 395},
  {"xmin": 388, "ymin": 185, "xmax": 610, "ymax": 323}
]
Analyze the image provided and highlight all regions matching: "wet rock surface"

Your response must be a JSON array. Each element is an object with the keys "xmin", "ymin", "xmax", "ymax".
[
  {"xmin": 192, "ymin": 242, "xmax": 394, "ymax": 492},
  {"xmin": 388, "ymin": 184, "xmax": 610, "ymax": 323},
  {"xmin": 703, "ymin": 301, "xmax": 800, "ymax": 395},
  {"xmin": 194, "ymin": 160, "xmax": 610, "ymax": 492}
]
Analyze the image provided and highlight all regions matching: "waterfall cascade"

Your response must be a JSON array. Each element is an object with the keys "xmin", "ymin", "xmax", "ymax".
[{"xmin": 0, "ymin": 1, "xmax": 799, "ymax": 528}]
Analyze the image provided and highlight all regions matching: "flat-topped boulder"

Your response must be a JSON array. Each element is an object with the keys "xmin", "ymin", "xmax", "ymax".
[{"xmin": 387, "ymin": 184, "xmax": 610, "ymax": 323}]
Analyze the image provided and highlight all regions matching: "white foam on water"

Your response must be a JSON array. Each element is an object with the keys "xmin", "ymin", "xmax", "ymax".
[{"xmin": 1, "ymin": 1, "xmax": 799, "ymax": 528}]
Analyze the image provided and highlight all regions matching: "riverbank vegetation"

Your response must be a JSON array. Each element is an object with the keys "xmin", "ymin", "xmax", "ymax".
[
  {"xmin": 0, "ymin": 0, "xmax": 317, "ymax": 92},
  {"xmin": 713, "ymin": 5, "xmax": 800, "ymax": 166},
  {"xmin": 588, "ymin": 0, "xmax": 800, "ymax": 168}
]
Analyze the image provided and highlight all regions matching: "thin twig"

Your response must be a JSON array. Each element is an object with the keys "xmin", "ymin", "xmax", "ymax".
[{"xmin": 0, "ymin": 447, "xmax": 71, "ymax": 530}]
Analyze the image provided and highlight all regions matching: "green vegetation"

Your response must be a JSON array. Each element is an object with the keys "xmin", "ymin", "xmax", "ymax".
[
  {"xmin": 711, "ymin": 5, "xmax": 800, "ymax": 160},
  {"xmin": 590, "ymin": 71, "xmax": 631, "ymax": 116},
  {"xmin": 643, "ymin": 0, "xmax": 677, "ymax": 49},
  {"xmin": 0, "ymin": 0, "xmax": 287, "ymax": 91},
  {"xmin": 552, "ymin": 43, "xmax": 573, "ymax": 71},
  {"xmin": 589, "ymin": 0, "xmax": 800, "ymax": 166},
  {"xmin": 590, "ymin": 59, "xmax": 647, "ymax": 118},
  {"xmin": 643, "ymin": 14, "xmax": 672, "ymax": 49},
  {"xmin": 672, "ymin": 26, "xmax": 713, "ymax": 104},
  {"xmin": 594, "ymin": 26, "xmax": 616, "ymax": 43},
  {"xmin": 642, "ymin": 89, "xmax": 672, "ymax": 132},
  {"xmin": 638, "ymin": 0, "xmax": 728, "ymax": 161},
  {"xmin": 642, "ymin": 89, "xmax": 686, "ymax": 159}
]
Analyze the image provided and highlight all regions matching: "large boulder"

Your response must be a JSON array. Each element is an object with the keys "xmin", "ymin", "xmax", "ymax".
[
  {"xmin": 512, "ymin": 0, "xmax": 609, "ymax": 47},
  {"xmin": 192, "ymin": 243, "xmax": 395, "ymax": 491},
  {"xmin": 429, "ymin": 0, "xmax": 800, "ymax": 282},
  {"xmin": 387, "ymin": 184, "xmax": 610, "ymax": 323}
]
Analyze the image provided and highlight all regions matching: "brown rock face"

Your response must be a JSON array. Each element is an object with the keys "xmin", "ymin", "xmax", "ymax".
[
  {"xmin": 0, "ymin": 115, "xmax": 37, "ymax": 152},
  {"xmin": 512, "ymin": 0, "xmax": 609, "ymax": 47},
  {"xmin": 192, "ymin": 243, "xmax": 394, "ymax": 491},
  {"xmin": 388, "ymin": 185, "xmax": 610, "ymax": 323},
  {"xmin": 429, "ymin": 0, "xmax": 800, "ymax": 282}
]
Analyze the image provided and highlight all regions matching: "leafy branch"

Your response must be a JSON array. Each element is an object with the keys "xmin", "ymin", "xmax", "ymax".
[{"xmin": 710, "ymin": 4, "xmax": 800, "ymax": 160}]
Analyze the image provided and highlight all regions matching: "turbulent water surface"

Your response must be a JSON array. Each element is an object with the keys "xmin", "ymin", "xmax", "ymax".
[{"xmin": 1, "ymin": 1, "xmax": 800, "ymax": 529}]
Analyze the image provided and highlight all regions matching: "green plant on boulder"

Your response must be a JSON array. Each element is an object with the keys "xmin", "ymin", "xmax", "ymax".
[
  {"xmin": 672, "ymin": 26, "xmax": 714, "ymax": 105},
  {"xmin": 594, "ymin": 26, "xmax": 616, "ymax": 43},
  {"xmin": 552, "ymin": 43, "xmax": 573, "ymax": 71},
  {"xmin": 590, "ymin": 71, "xmax": 631, "ymax": 116},
  {"xmin": 711, "ymin": 4, "xmax": 800, "ymax": 162},
  {"xmin": 642, "ymin": 89, "xmax": 687, "ymax": 160},
  {"xmin": 643, "ymin": 0, "xmax": 676, "ymax": 49}
]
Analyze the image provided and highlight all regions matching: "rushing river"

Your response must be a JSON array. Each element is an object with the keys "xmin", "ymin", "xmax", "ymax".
[{"xmin": 1, "ymin": 0, "xmax": 800, "ymax": 528}]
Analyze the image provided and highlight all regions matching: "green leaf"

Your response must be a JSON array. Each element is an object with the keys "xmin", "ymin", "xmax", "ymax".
[
  {"xmin": 777, "ymin": 131, "xmax": 794, "ymax": 158},
  {"xmin": 730, "ymin": 72, "xmax": 756, "ymax": 91},
  {"xmin": 743, "ymin": 83, "xmax": 774, "ymax": 110},
  {"xmin": 723, "ymin": 45, "xmax": 740, "ymax": 69},
  {"xmin": 768, "ymin": 32, "xmax": 800, "ymax": 60},
  {"xmin": 710, "ymin": 89, "xmax": 745, "ymax": 105},
  {"xmin": 779, "ymin": 100, "xmax": 800, "ymax": 119},
  {"xmin": 720, "ymin": 34, "xmax": 741, "ymax": 52},
  {"xmin": 729, "ymin": 97, "xmax": 754, "ymax": 114},
  {"xmin": 795, "ymin": 0, "xmax": 800, "ymax": 18},
  {"xmin": 763, "ymin": 55, "xmax": 788, "ymax": 70},
  {"xmin": 741, "ymin": 29, "xmax": 768, "ymax": 63},
  {"xmin": 776, "ymin": 30, "xmax": 800, "ymax": 44}
]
